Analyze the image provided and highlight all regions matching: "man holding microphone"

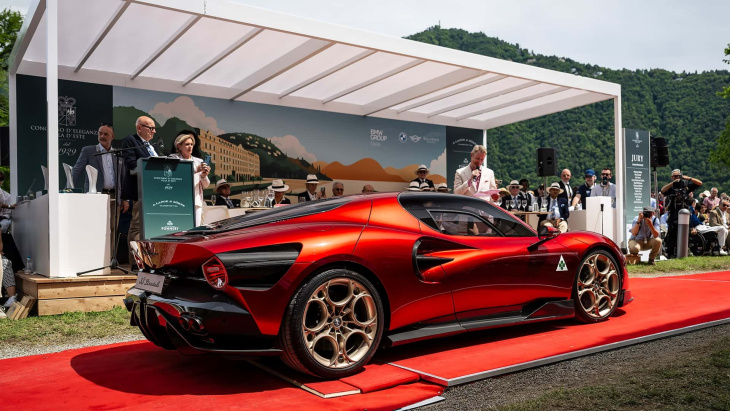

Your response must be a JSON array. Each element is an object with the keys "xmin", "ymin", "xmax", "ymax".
[{"xmin": 454, "ymin": 145, "xmax": 497, "ymax": 199}]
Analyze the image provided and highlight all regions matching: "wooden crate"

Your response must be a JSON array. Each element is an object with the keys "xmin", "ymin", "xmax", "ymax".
[{"xmin": 15, "ymin": 272, "xmax": 137, "ymax": 316}]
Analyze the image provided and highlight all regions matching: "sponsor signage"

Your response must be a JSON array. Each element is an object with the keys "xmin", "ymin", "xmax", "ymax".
[
  {"xmin": 622, "ymin": 128, "xmax": 651, "ymax": 235},
  {"xmin": 138, "ymin": 158, "xmax": 195, "ymax": 239},
  {"xmin": 446, "ymin": 127, "xmax": 482, "ymax": 184}
]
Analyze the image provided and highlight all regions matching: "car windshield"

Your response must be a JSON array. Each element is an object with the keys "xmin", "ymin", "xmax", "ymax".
[
  {"xmin": 183, "ymin": 197, "xmax": 352, "ymax": 234},
  {"xmin": 398, "ymin": 192, "xmax": 535, "ymax": 237}
]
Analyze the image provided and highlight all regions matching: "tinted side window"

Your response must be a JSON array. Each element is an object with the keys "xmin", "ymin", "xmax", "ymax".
[{"xmin": 430, "ymin": 211, "xmax": 497, "ymax": 237}]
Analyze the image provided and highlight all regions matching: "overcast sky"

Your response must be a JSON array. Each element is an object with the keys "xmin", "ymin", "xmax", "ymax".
[{"xmin": 6, "ymin": 0, "xmax": 730, "ymax": 73}]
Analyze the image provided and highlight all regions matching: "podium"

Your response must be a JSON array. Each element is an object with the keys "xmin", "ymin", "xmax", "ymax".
[
  {"xmin": 569, "ymin": 197, "xmax": 615, "ymax": 242},
  {"xmin": 137, "ymin": 157, "xmax": 195, "ymax": 240}
]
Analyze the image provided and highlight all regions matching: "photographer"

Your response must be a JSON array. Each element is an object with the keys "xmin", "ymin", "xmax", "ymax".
[
  {"xmin": 660, "ymin": 169, "xmax": 702, "ymax": 258},
  {"xmin": 628, "ymin": 207, "xmax": 662, "ymax": 265}
]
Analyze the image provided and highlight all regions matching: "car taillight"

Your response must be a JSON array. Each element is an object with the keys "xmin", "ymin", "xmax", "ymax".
[
  {"xmin": 202, "ymin": 257, "xmax": 228, "ymax": 290},
  {"xmin": 129, "ymin": 241, "xmax": 145, "ymax": 271}
]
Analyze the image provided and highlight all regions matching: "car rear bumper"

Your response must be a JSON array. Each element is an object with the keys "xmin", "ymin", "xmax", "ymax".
[{"xmin": 125, "ymin": 283, "xmax": 281, "ymax": 356}]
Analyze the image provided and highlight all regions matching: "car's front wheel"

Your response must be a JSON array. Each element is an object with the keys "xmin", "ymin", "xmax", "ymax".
[
  {"xmin": 573, "ymin": 250, "xmax": 621, "ymax": 323},
  {"xmin": 279, "ymin": 269, "xmax": 384, "ymax": 378}
]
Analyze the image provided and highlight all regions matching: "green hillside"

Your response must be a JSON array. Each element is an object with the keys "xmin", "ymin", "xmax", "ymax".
[{"xmin": 407, "ymin": 27, "xmax": 730, "ymax": 192}]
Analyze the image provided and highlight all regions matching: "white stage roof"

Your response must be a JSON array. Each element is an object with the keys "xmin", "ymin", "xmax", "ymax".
[{"xmin": 10, "ymin": 0, "xmax": 620, "ymax": 131}]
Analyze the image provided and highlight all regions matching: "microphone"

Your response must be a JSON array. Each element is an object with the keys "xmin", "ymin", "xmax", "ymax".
[
  {"xmin": 472, "ymin": 166, "xmax": 481, "ymax": 182},
  {"xmin": 155, "ymin": 136, "xmax": 164, "ymax": 149}
]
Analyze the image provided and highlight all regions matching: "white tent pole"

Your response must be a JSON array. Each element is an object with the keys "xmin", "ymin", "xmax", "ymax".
[
  {"xmin": 9, "ymin": 73, "xmax": 17, "ymax": 198},
  {"xmin": 614, "ymin": 96, "xmax": 624, "ymax": 249},
  {"xmin": 46, "ymin": 0, "xmax": 60, "ymax": 276},
  {"xmin": 483, "ymin": 129, "xmax": 488, "ymax": 167}
]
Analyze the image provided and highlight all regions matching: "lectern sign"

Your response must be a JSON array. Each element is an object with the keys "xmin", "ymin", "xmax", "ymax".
[{"xmin": 138, "ymin": 158, "xmax": 195, "ymax": 239}]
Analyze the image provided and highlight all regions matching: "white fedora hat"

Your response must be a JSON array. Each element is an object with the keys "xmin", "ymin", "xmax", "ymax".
[
  {"xmin": 270, "ymin": 179, "xmax": 289, "ymax": 192},
  {"xmin": 306, "ymin": 174, "xmax": 319, "ymax": 183}
]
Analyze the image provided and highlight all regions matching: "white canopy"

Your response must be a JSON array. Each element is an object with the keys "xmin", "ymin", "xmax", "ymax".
[
  {"xmin": 8, "ymin": 0, "xmax": 625, "ymax": 276},
  {"xmin": 10, "ymin": 0, "xmax": 620, "ymax": 131}
]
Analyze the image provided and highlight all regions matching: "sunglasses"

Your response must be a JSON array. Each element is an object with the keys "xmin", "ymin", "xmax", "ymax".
[
  {"xmin": 585, "ymin": 175, "xmax": 593, "ymax": 178},
  {"xmin": 601, "ymin": 173, "xmax": 611, "ymax": 176},
  {"xmin": 672, "ymin": 175, "xmax": 682, "ymax": 179},
  {"xmin": 333, "ymin": 188, "xmax": 344, "ymax": 192}
]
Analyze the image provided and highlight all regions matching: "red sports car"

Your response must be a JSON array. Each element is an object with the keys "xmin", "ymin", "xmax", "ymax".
[{"xmin": 125, "ymin": 192, "xmax": 632, "ymax": 379}]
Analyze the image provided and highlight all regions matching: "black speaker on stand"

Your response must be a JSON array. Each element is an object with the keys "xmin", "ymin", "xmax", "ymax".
[{"xmin": 536, "ymin": 148, "xmax": 557, "ymax": 177}]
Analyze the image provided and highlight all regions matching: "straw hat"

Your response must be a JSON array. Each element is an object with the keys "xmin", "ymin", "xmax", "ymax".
[
  {"xmin": 419, "ymin": 182, "xmax": 431, "ymax": 191},
  {"xmin": 215, "ymin": 179, "xmax": 230, "ymax": 190},
  {"xmin": 270, "ymin": 179, "xmax": 289, "ymax": 192},
  {"xmin": 306, "ymin": 174, "xmax": 319, "ymax": 184},
  {"xmin": 407, "ymin": 181, "xmax": 421, "ymax": 191},
  {"xmin": 548, "ymin": 182, "xmax": 564, "ymax": 194},
  {"xmin": 436, "ymin": 183, "xmax": 450, "ymax": 192},
  {"xmin": 416, "ymin": 164, "xmax": 428, "ymax": 174}
]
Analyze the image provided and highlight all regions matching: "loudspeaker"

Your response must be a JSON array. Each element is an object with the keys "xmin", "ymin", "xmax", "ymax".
[
  {"xmin": 536, "ymin": 148, "xmax": 557, "ymax": 177},
  {"xmin": 650, "ymin": 137, "xmax": 670, "ymax": 168}
]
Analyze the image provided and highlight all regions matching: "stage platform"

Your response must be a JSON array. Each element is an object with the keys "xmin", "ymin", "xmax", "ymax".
[
  {"xmin": 15, "ymin": 271, "xmax": 136, "ymax": 316},
  {"xmin": 1, "ymin": 272, "xmax": 728, "ymax": 409}
]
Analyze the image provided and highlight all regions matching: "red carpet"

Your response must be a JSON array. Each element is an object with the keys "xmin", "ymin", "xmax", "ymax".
[
  {"xmin": 0, "ymin": 341, "xmax": 440, "ymax": 410},
  {"xmin": 1, "ymin": 271, "xmax": 728, "ymax": 407},
  {"xmin": 382, "ymin": 271, "xmax": 730, "ymax": 385}
]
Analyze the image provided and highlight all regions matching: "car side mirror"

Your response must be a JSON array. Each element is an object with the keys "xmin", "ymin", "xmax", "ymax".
[{"xmin": 538, "ymin": 225, "xmax": 560, "ymax": 239}]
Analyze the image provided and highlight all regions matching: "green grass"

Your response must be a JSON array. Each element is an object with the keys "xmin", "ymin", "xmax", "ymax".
[
  {"xmin": 0, "ymin": 306, "xmax": 141, "ymax": 345},
  {"xmin": 497, "ymin": 337, "xmax": 730, "ymax": 411},
  {"xmin": 627, "ymin": 255, "xmax": 730, "ymax": 275}
]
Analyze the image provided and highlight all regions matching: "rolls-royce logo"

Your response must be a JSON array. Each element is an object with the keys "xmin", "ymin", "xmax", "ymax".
[{"xmin": 58, "ymin": 96, "xmax": 77, "ymax": 126}]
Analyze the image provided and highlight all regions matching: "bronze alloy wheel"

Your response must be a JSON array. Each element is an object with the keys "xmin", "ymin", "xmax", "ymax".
[
  {"xmin": 279, "ymin": 269, "xmax": 384, "ymax": 378},
  {"xmin": 574, "ymin": 251, "xmax": 621, "ymax": 322},
  {"xmin": 302, "ymin": 278, "xmax": 378, "ymax": 368}
]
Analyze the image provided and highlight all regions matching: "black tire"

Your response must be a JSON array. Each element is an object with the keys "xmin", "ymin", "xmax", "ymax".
[
  {"xmin": 573, "ymin": 250, "xmax": 622, "ymax": 323},
  {"xmin": 278, "ymin": 269, "xmax": 385, "ymax": 379}
]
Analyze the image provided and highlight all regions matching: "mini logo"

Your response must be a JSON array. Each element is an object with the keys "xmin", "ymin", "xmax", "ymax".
[
  {"xmin": 632, "ymin": 131, "xmax": 642, "ymax": 148},
  {"xmin": 556, "ymin": 255, "xmax": 568, "ymax": 271},
  {"xmin": 399, "ymin": 132, "xmax": 407, "ymax": 143},
  {"xmin": 410, "ymin": 135, "xmax": 421, "ymax": 143},
  {"xmin": 58, "ymin": 96, "xmax": 76, "ymax": 126},
  {"xmin": 164, "ymin": 164, "xmax": 173, "ymax": 178}
]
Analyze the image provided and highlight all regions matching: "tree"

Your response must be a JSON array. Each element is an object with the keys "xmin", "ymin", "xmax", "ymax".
[
  {"xmin": 709, "ymin": 44, "xmax": 730, "ymax": 170},
  {"xmin": 0, "ymin": 9, "xmax": 24, "ymax": 126}
]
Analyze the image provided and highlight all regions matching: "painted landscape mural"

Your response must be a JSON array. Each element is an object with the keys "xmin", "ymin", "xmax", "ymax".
[{"xmin": 113, "ymin": 89, "xmax": 447, "ymax": 197}]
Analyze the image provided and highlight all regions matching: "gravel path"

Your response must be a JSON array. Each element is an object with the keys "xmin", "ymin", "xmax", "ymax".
[
  {"xmin": 0, "ymin": 333, "xmax": 145, "ymax": 360},
  {"xmin": 429, "ymin": 316, "xmax": 730, "ymax": 409}
]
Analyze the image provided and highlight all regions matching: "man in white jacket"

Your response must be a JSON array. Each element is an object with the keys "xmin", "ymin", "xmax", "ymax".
[{"xmin": 454, "ymin": 145, "xmax": 497, "ymax": 199}]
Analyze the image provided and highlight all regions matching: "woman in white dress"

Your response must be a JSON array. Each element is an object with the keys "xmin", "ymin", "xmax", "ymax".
[{"xmin": 168, "ymin": 131, "xmax": 210, "ymax": 226}]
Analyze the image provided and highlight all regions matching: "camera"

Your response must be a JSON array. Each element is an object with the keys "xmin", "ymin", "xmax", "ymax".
[{"xmin": 643, "ymin": 211, "xmax": 652, "ymax": 218}]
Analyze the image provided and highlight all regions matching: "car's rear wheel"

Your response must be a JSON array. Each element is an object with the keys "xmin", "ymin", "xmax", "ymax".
[
  {"xmin": 573, "ymin": 250, "xmax": 621, "ymax": 323},
  {"xmin": 278, "ymin": 269, "xmax": 384, "ymax": 378}
]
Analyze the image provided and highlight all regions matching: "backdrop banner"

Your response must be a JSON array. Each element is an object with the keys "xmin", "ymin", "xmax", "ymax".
[
  {"xmin": 16, "ymin": 74, "xmax": 113, "ymax": 195},
  {"xmin": 446, "ymin": 126, "xmax": 482, "ymax": 187}
]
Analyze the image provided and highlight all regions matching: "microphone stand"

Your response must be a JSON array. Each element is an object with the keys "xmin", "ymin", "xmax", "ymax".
[{"xmin": 76, "ymin": 144, "xmax": 145, "ymax": 276}]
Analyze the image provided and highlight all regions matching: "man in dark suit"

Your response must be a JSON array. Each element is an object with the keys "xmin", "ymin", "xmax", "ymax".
[
  {"xmin": 121, "ymin": 116, "xmax": 159, "ymax": 248},
  {"xmin": 411, "ymin": 164, "xmax": 434, "ymax": 191},
  {"xmin": 557, "ymin": 168, "xmax": 574, "ymax": 204},
  {"xmin": 214, "ymin": 179, "xmax": 241, "ymax": 209},
  {"xmin": 298, "ymin": 174, "xmax": 324, "ymax": 203},
  {"xmin": 539, "ymin": 182, "xmax": 570, "ymax": 233},
  {"xmin": 72, "ymin": 124, "xmax": 118, "ymax": 194}
]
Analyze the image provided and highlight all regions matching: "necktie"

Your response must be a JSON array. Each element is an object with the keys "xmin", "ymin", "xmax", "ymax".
[
  {"xmin": 146, "ymin": 144, "xmax": 157, "ymax": 157},
  {"xmin": 226, "ymin": 198, "xmax": 233, "ymax": 208}
]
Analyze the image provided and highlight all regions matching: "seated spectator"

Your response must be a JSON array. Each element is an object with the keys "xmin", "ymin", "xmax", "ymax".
[
  {"xmin": 703, "ymin": 188, "xmax": 720, "ymax": 211},
  {"xmin": 0, "ymin": 171, "xmax": 15, "ymax": 233},
  {"xmin": 1, "ymin": 234, "xmax": 16, "ymax": 309},
  {"xmin": 708, "ymin": 201, "xmax": 730, "ymax": 253},
  {"xmin": 270, "ymin": 179, "xmax": 291, "ymax": 205},
  {"xmin": 407, "ymin": 181, "xmax": 421, "ymax": 191},
  {"xmin": 361, "ymin": 184, "xmax": 375, "ymax": 193},
  {"xmin": 538, "ymin": 183, "xmax": 569, "ymax": 233},
  {"xmin": 332, "ymin": 182, "xmax": 345, "ymax": 197},
  {"xmin": 519, "ymin": 178, "xmax": 533, "ymax": 205},
  {"xmin": 502, "ymin": 180, "xmax": 528, "ymax": 212},
  {"xmin": 628, "ymin": 207, "xmax": 662, "ymax": 265},
  {"xmin": 214, "ymin": 179, "xmax": 240, "ymax": 209},
  {"xmin": 532, "ymin": 184, "xmax": 546, "ymax": 210},
  {"xmin": 436, "ymin": 183, "xmax": 450, "ymax": 193},
  {"xmin": 412, "ymin": 165, "xmax": 435, "ymax": 191},
  {"xmin": 692, "ymin": 204, "xmax": 728, "ymax": 255},
  {"xmin": 695, "ymin": 203, "xmax": 709, "ymax": 223}
]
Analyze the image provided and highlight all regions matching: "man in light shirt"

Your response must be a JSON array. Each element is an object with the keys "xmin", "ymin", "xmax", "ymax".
[
  {"xmin": 704, "ymin": 187, "xmax": 720, "ymax": 211},
  {"xmin": 454, "ymin": 145, "xmax": 497, "ymax": 199}
]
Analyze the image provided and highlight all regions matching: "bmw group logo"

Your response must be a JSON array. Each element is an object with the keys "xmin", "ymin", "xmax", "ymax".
[{"xmin": 399, "ymin": 132, "xmax": 407, "ymax": 143}]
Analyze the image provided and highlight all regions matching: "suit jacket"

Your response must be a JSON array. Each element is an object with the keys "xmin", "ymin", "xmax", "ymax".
[
  {"xmin": 539, "ymin": 196, "xmax": 570, "ymax": 223},
  {"xmin": 410, "ymin": 178, "xmax": 435, "ymax": 190},
  {"xmin": 454, "ymin": 165, "xmax": 496, "ymax": 197},
  {"xmin": 215, "ymin": 196, "xmax": 241, "ymax": 209},
  {"xmin": 558, "ymin": 180, "xmax": 574, "ymax": 203},
  {"xmin": 72, "ymin": 144, "xmax": 120, "ymax": 194},
  {"xmin": 298, "ymin": 191, "xmax": 319, "ymax": 203},
  {"xmin": 121, "ymin": 134, "xmax": 153, "ymax": 201},
  {"xmin": 709, "ymin": 208, "xmax": 730, "ymax": 227}
]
